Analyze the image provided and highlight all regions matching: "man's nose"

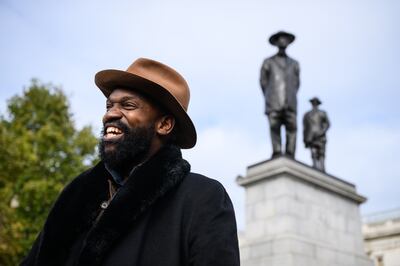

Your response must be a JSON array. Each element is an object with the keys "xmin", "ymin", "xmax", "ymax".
[{"xmin": 103, "ymin": 106, "xmax": 123, "ymax": 123}]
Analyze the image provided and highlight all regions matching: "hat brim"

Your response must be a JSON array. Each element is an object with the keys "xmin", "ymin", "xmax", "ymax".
[
  {"xmin": 310, "ymin": 99, "xmax": 322, "ymax": 105},
  {"xmin": 95, "ymin": 69, "xmax": 197, "ymax": 149},
  {"xmin": 269, "ymin": 33, "xmax": 295, "ymax": 46}
]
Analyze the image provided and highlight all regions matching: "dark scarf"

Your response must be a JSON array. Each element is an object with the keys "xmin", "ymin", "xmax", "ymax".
[{"xmin": 24, "ymin": 145, "xmax": 190, "ymax": 266}]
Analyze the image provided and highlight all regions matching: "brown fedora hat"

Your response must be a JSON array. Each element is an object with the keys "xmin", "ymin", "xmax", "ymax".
[{"xmin": 95, "ymin": 58, "xmax": 197, "ymax": 149}]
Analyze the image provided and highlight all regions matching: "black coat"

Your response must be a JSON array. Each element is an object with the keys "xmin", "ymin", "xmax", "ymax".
[
  {"xmin": 260, "ymin": 54, "xmax": 300, "ymax": 114},
  {"xmin": 22, "ymin": 145, "xmax": 240, "ymax": 266}
]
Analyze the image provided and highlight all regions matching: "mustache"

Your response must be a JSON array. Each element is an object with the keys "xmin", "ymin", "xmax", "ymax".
[
  {"xmin": 101, "ymin": 121, "xmax": 130, "ymax": 143},
  {"xmin": 102, "ymin": 121, "xmax": 129, "ymax": 135}
]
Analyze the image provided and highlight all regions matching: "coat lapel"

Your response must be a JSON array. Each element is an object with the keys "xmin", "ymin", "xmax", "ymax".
[{"xmin": 77, "ymin": 145, "xmax": 190, "ymax": 265}]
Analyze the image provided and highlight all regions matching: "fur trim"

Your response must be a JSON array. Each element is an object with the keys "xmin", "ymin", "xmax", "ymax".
[{"xmin": 27, "ymin": 145, "xmax": 190, "ymax": 266}]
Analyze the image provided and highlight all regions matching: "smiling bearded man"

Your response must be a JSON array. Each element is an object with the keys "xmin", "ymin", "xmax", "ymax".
[{"xmin": 21, "ymin": 58, "xmax": 240, "ymax": 266}]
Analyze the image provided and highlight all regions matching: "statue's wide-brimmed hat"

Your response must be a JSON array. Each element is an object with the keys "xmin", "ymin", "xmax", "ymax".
[
  {"xmin": 310, "ymin": 97, "xmax": 322, "ymax": 105},
  {"xmin": 269, "ymin": 31, "xmax": 295, "ymax": 45},
  {"xmin": 95, "ymin": 58, "xmax": 197, "ymax": 149}
]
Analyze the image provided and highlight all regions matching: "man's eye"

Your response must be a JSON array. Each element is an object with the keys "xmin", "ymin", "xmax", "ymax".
[{"xmin": 123, "ymin": 103, "xmax": 137, "ymax": 109}]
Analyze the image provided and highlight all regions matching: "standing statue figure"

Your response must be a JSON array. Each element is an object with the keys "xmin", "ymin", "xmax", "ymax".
[
  {"xmin": 303, "ymin": 97, "xmax": 330, "ymax": 172},
  {"xmin": 260, "ymin": 31, "xmax": 300, "ymax": 159}
]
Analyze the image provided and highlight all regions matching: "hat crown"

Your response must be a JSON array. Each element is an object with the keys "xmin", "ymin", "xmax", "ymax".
[{"xmin": 127, "ymin": 58, "xmax": 190, "ymax": 111}]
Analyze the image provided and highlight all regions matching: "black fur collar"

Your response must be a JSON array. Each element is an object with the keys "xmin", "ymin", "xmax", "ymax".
[{"xmin": 28, "ymin": 145, "xmax": 190, "ymax": 266}]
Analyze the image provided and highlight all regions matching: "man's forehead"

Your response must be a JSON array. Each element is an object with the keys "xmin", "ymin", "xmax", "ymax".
[{"xmin": 106, "ymin": 88, "xmax": 146, "ymax": 102}]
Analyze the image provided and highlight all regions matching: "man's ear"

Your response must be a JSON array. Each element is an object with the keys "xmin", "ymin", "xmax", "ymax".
[{"xmin": 156, "ymin": 115, "xmax": 175, "ymax": 136}]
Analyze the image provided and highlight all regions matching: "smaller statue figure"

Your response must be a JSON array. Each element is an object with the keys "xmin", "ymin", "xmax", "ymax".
[
  {"xmin": 303, "ymin": 97, "xmax": 330, "ymax": 172},
  {"xmin": 260, "ymin": 31, "xmax": 300, "ymax": 159}
]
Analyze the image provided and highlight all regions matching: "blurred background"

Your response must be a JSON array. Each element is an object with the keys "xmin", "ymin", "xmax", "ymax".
[{"xmin": 1, "ymin": 0, "xmax": 399, "ymax": 264}]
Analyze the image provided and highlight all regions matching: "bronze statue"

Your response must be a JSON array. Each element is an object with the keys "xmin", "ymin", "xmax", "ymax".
[
  {"xmin": 303, "ymin": 97, "xmax": 330, "ymax": 172},
  {"xmin": 260, "ymin": 31, "xmax": 300, "ymax": 158}
]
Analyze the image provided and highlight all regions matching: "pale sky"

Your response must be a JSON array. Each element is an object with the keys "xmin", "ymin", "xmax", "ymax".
[{"xmin": 1, "ymin": 0, "xmax": 399, "ymax": 229}]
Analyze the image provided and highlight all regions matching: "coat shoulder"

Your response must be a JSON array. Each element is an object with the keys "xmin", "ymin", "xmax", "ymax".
[
  {"xmin": 288, "ymin": 56, "xmax": 299, "ymax": 64},
  {"xmin": 177, "ymin": 172, "xmax": 233, "ymax": 210},
  {"xmin": 182, "ymin": 173, "xmax": 227, "ymax": 194},
  {"xmin": 261, "ymin": 56, "xmax": 274, "ymax": 66}
]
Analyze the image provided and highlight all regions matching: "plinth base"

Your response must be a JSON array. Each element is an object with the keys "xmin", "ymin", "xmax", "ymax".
[{"xmin": 237, "ymin": 156, "xmax": 372, "ymax": 266}]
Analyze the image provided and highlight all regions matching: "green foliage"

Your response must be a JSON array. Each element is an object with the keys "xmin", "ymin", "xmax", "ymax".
[{"xmin": 0, "ymin": 79, "xmax": 99, "ymax": 265}]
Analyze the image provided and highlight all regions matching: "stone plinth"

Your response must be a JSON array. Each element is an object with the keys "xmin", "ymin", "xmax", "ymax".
[{"xmin": 237, "ymin": 156, "xmax": 372, "ymax": 266}]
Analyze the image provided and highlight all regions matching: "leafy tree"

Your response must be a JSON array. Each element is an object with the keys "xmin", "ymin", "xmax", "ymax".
[{"xmin": 0, "ymin": 79, "xmax": 98, "ymax": 265}]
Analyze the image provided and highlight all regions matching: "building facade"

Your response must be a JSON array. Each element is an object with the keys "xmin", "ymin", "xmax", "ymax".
[{"xmin": 363, "ymin": 209, "xmax": 400, "ymax": 266}]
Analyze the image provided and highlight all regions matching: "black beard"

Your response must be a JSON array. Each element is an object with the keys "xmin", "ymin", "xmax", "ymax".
[{"xmin": 98, "ymin": 121, "xmax": 155, "ymax": 174}]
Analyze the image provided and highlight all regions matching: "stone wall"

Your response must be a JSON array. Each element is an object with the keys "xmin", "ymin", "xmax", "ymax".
[{"xmin": 238, "ymin": 157, "xmax": 372, "ymax": 266}]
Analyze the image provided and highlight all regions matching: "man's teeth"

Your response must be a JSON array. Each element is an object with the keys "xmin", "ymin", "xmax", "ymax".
[{"xmin": 106, "ymin": 127, "xmax": 122, "ymax": 134}]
